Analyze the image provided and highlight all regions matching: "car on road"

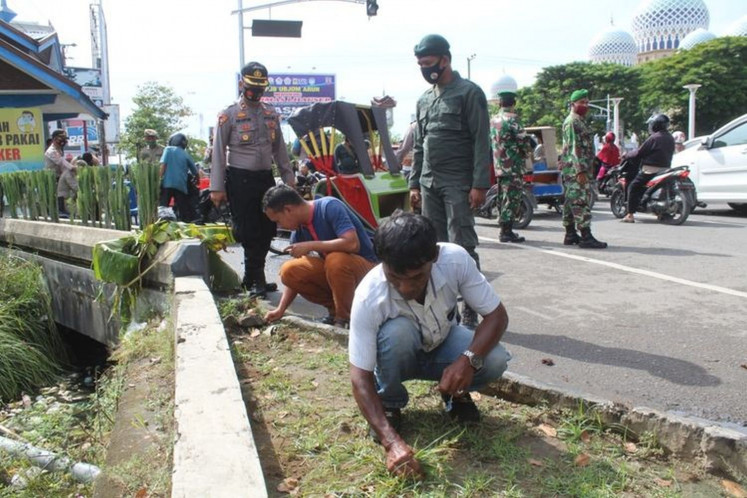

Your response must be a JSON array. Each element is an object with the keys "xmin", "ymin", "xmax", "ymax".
[{"xmin": 673, "ymin": 113, "xmax": 747, "ymax": 213}]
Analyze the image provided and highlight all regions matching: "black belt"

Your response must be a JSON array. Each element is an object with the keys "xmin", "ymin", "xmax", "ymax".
[{"xmin": 227, "ymin": 167, "xmax": 273, "ymax": 177}]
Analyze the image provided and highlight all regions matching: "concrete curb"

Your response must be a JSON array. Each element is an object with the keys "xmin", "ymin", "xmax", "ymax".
[
  {"xmin": 276, "ymin": 314, "xmax": 747, "ymax": 480},
  {"xmin": 483, "ymin": 372, "xmax": 747, "ymax": 479},
  {"xmin": 172, "ymin": 277, "xmax": 267, "ymax": 498}
]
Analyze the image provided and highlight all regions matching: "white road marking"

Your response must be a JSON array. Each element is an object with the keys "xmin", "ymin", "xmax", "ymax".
[
  {"xmin": 480, "ymin": 236, "xmax": 747, "ymax": 300},
  {"xmin": 513, "ymin": 306, "xmax": 556, "ymax": 320}
]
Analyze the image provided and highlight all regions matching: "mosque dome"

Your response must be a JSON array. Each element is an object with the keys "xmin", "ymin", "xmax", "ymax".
[
  {"xmin": 632, "ymin": 0, "xmax": 710, "ymax": 53},
  {"xmin": 679, "ymin": 27, "xmax": 717, "ymax": 49},
  {"xmin": 588, "ymin": 27, "xmax": 638, "ymax": 66},
  {"xmin": 490, "ymin": 74, "xmax": 518, "ymax": 98},
  {"xmin": 725, "ymin": 15, "xmax": 747, "ymax": 37}
]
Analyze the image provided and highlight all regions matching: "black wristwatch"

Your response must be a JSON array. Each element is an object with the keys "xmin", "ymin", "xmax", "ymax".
[{"xmin": 462, "ymin": 350, "xmax": 484, "ymax": 371}]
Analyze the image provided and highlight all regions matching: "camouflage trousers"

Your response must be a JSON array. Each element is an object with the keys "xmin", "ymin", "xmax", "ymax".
[
  {"xmin": 561, "ymin": 173, "xmax": 593, "ymax": 230},
  {"xmin": 499, "ymin": 176, "xmax": 524, "ymax": 225}
]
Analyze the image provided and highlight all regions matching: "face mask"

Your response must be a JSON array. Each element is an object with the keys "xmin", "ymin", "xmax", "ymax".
[
  {"xmin": 574, "ymin": 104, "xmax": 589, "ymax": 117},
  {"xmin": 420, "ymin": 57, "xmax": 445, "ymax": 84},
  {"xmin": 243, "ymin": 86, "xmax": 265, "ymax": 102}
]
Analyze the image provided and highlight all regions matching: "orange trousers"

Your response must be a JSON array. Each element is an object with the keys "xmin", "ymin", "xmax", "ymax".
[{"xmin": 279, "ymin": 252, "xmax": 376, "ymax": 321}]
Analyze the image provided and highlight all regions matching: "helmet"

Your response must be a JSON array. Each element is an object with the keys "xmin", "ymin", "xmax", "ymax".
[
  {"xmin": 604, "ymin": 132, "xmax": 615, "ymax": 143},
  {"xmin": 647, "ymin": 114, "xmax": 670, "ymax": 133},
  {"xmin": 168, "ymin": 133, "xmax": 188, "ymax": 148},
  {"xmin": 672, "ymin": 130, "xmax": 686, "ymax": 144}
]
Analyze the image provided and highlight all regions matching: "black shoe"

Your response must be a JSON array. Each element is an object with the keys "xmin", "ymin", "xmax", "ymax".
[
  {"xmin": 442, "ymin": 393, "xmax": 480, "ymax": 423},
  {"xmin": 499, "ymin": 230, "xmax": 525, "ymax": 243},
  {"xmin": 461, "ymin": 305, "xmax": 479, "ymax": 329},
  {"xmin": 320, "ymin": 315, "xmax": 336, "ymax": 326},
  {"xmin": 563, "ymin": 232, "xmax": 580, "ymax": 245},
  {"xmin": 579, "ymin": 229, "xmax": 608, "ymax": 249},
  {"xmin": 243, "ymin": 281, "xmax": 278, "ymax": 297},
  {"xmin": 369, "ymin": 408, "xmax": 402, "ymax": 445}
]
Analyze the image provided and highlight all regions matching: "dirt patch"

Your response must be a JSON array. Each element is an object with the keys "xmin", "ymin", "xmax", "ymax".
[{"xmin": 230, "ymin": 325, "xmax": 738, "ymax": 497}]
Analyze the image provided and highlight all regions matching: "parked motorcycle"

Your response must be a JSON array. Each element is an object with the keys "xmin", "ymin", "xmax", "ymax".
[
  {"xmin": 609, "ymin": 161, "xmax": 698, "ymax": 225},
  {"xmin": 475, "ymin": 174, "xmax": 536, "ymax": 229}
]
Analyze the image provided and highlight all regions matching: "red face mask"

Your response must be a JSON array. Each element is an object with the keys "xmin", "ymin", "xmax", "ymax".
[{"xmin": 574, "ymin": 104, "xmax": 589, "ymax": 116}]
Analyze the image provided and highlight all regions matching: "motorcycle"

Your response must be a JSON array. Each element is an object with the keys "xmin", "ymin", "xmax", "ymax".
[
  {"xmin": 596, "ymin": 162, "xmax": 630, "ymax": 198},
  {"xmin": 475, "ymin": 173, "xmax": 536, "ymax": 229},
  {"xmin": 609, "ymin": 160, "xmax": 698, "ymax": 225}
]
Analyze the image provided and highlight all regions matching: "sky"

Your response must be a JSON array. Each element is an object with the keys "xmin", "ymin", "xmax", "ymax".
[{"xmin": 9, "ymin": 0, "xmax": 746, "ymax": 141}]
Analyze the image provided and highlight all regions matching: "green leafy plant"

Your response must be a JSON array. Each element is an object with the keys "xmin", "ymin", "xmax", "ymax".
[
  {"xmin": 0, "ymin": 253, "xmax": 65, "ymax": 401},
  {"xmin": 131, "ymin": 163, "xmax": 160, "ymax": 227}
]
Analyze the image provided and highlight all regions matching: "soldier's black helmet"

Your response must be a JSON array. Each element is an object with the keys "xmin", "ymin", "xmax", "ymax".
[
  {"xmin": 241, "ymin": 61, "xmax": 269, "ymax": 87},
  {"xmin": 414, "ymin": 34, "xmax": 451, "ymax": 59},
  {"xmin": 648, "ymin": 114, "xmax": 670, "ymax": 133},
  {"xmin": 168, "ymin": 133, "xmax": 188, "ymax": 149}
]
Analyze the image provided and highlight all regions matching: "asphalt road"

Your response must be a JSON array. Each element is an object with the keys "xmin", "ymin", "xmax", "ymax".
[{"xmin": 223, "ymin": 201, "xmax": 747, "ymax": 429}]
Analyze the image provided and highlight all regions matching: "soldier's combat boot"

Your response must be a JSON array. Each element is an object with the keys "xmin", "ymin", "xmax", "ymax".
[
  {"xmin": 499, "ymin": 222, "xmax": 525, "ymax": 243},
  {"xmin": 563, "ymin": 224, "xmax": 581, "ymax": 245},
  {"xmin": 578, "ymin": 227, "xmax": 608, "ymax": 249}
]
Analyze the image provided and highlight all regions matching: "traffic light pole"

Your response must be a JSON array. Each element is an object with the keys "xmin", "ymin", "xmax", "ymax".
[{"xmin": 233, "ymin": 0, "xmax": 367, "ymax": 70}]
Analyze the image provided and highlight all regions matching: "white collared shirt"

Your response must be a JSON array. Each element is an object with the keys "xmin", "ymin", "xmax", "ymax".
[{"xmin": 349, "ymin": 243, "xmax": 501, "ymax": 371}]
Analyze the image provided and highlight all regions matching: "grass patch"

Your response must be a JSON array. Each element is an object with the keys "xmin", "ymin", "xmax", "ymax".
[
  {"xmin": 230, "ymin": 323, "xmax": 734, "ymax": 497},
  {"xmin": 0, "ymin": 253, "xmax": 66, "ymax": 401}
]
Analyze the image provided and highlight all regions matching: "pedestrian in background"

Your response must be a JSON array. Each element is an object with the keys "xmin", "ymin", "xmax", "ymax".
[
  {"xmin": 159, "ymin": 132, "xmax": 198, "ymax": 222},
  {"xmin": 138, "ymin": 129, "xmax": 164, "ymax": 164}
]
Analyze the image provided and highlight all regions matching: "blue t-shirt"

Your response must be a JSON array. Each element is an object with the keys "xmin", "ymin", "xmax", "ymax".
[
  {"xmin": 291, "ymin": 197, "xmax": 377, "ymax": 262},
  {"xmin": 160, "ymin": 146, "xmax": 197, "ymax": 194}
]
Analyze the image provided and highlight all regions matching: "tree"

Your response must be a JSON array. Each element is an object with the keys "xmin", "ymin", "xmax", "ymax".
[
  {"xmin": 187, "ymin": 137, "xmax": 207, "ymax": 164},
  {"xmin": 639, "ymin": 37, "xmax": 747, "ymax": 136},
  {"xmin": 515, "ymin": 61, "xmax": 645, "ymax": 140},
  {"xmin": 120, "ymin": 82, "xmax": 192, "ymax": 160}
]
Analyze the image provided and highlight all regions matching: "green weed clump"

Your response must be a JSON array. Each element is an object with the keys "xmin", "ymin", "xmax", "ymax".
[{"xmin": 0, "ymin": 253, "xmax": 66, "ymax": 401}]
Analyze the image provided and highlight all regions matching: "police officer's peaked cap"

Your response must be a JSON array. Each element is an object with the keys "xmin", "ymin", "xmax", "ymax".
[
  {"xmin": 414, "ymin": 34, "xmax": 451, "ymax": 59},
  {"xmin": 241, "ymin": 61, "xmax": 269, "ymax": 87},
  {"xmin": 143, "ymin": 129, "xmax": 158, "ymax": 138}
]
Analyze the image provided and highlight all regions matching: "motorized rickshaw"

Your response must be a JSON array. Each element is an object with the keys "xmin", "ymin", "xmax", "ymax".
[
  {"xmin": 524, "ymin": 126, "xmax": 565, "ymax": 213},
  {"xmin": 269, "ymin": 100, "xmax": 410, "ymax": 254}
]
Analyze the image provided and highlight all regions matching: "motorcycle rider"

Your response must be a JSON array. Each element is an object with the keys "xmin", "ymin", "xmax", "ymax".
[
  {"xmin": 490, "ymin": 75, "xmax": 532, "ymax": 243},
  {"xmin": 622, "ymin": 114, "xmax": 675, "ymax": 223},
  {"xmin": 596, "ymin": 132, "xmax": 620, "ymax": 182}
]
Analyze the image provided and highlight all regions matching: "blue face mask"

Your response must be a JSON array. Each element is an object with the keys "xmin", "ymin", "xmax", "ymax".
[{"xmin": 420, "ymin": 57, "xmax": 445, "ymax": 84}]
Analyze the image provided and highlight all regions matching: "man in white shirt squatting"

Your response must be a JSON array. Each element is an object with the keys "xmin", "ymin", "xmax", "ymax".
[{"xmin": 349, "ymin": 212, "xmax": 511, "ymax": 479}]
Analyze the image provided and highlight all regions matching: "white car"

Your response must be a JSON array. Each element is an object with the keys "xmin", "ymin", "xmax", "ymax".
[{"xmin": 673, "ymin": 113, "xmax": 747, "ymax": 213}]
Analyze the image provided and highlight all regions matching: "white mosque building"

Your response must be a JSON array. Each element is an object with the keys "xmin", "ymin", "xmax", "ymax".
[{"xmin": 588, "ymin": 0, "xmax": 747, "ymax": 66}]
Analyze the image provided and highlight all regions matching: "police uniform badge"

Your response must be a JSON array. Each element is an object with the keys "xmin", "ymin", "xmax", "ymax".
[
  {"xmin": 253, "ymin": 69, "xmax": 263, "ymax": 77},
  {"xmin": 218, "ymin": 113, "xmax": 229, "ymax": 127},
  {"xmin": 237, "ymin": 112, "xmax": 247, "ymax": 119}
]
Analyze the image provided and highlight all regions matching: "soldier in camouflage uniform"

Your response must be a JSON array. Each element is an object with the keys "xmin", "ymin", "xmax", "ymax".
[
  {"xmin": 210, "ymin": 61, "xmax": 296, "ymax": 296},
  {"xmin": 138, "ymin": 129, "xmax": 164, "ymax": 164},
  {"xmin": 491, "ymin": 90, "xmax": 532, "ymax": 243},
  {"xmin": 559, "ymin": 89, "xmax": 607, "ymax": 249}
]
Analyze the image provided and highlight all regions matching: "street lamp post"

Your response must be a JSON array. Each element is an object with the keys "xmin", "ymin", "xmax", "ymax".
[
  {"xmin": 610, "ymin": 97, "xmax": 623, "ymax": 147},
  {"xmin": 683, "ymin": 84, "xmax": 702, "ymax": 140},
  {"xmin": 467, "ymin": 53, "xmax": 476, "ymax": 80}
]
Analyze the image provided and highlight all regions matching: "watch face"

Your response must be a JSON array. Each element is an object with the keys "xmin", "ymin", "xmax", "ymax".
[{"xmin": 472, "ymin": 355, "xmax": 484, "ymax": 370}]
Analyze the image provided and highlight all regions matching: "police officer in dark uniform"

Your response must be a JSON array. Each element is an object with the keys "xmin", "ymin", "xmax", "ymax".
[{"xmin": 210, "ymin": 62, "xmax": 295, "ymax": 296}]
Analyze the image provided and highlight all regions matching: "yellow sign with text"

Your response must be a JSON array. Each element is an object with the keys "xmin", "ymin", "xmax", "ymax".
[{"xmin": 0, "ymin": 107, "xmax": 45, "ymax": 173}]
